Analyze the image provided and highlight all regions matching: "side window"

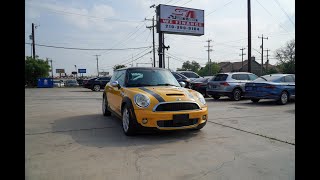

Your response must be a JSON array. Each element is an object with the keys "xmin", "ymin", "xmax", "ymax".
[
  {"xmin": 115, "ymin": 70, "xmax": 126, "ymax": 86},
  {"xmin": 280, "ymin": 77, "xmax": 285, "ymax": 82},
  {"xmin": 249, "ymin": 74, "xmax": 258, "ymax": 80},
  {"xmin": 173, "ymin": 73, "xmax": 181, "ymax": 79},
  {"xmin": 231, "ymin": 74, "xmax": 239, "ymax": 80},
  {"xmin": 110, "ymin": 72, "xmax": 117, "ymax": 82},
  {"xmin": 238, "ymin": 74, "xmax": 249, "ymax": 80},
  {"xmin": 284, "ymin": 75, "xmax": 294, "ymax": 82}
]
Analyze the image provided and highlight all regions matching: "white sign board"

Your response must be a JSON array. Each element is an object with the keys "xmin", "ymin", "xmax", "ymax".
[{"xmin": 158, "ymin": 4, "xmax": 204, "ymax": 36}]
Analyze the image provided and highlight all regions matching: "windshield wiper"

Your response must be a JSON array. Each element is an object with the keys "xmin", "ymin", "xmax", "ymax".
[
  {"xmin": 156, "ymin": 83, "xmax": 179, "ymax": 87},
  {"xmin": 128, "ymin": 83, "xmax": 153, "ymax": 87}
]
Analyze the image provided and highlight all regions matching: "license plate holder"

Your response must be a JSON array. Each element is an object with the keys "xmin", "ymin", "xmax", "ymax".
[{"xmin": 173, "ymin": 114, "xmax": 189, "ymax": 124}]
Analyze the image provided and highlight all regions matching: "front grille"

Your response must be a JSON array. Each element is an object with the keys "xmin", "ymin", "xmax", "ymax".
[
  {"xmin": 154, "ymin": 102, "xmax": 200, "ymax": 111},
  {"xmin": 157, "ymin": 118, "xmax": 198, "ymax": 127}
]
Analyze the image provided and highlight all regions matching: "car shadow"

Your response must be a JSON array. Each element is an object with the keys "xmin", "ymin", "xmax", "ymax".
[
  {"xmin": 69, "ymin": 90, "xmax": 102, "ymax": 92},
  {"xmin": 52, "ymin": 114, "xmax": 202, "ymax": 148},
  {"xmin": 235, "ymin": 99, "xmax": 295, "ymax": 107},
  {"xmin": 205, "ymin": 97, "xmax": 236, "ymax": 102}
]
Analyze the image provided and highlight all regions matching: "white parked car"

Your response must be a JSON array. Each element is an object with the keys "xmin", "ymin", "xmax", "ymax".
[{"xmin": 53, "ymin": 80, "xmax": 65, "ymax": 87}]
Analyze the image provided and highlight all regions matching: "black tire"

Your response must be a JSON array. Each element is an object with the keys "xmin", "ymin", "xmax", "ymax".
[
  {"xmin": 251, "ymin": 98, "xmax": 260, "ymax": 103},
  {"xmin": 203, "ymin": 90, "xmax": 209, "ymax": 98},
  {"xmin": 193, "ymin": 121, "xmax": 207, "ymax": 130},
  {"xmin": 102, "ymin": 94, "xmax": 111, "ymax": 116},
  {"xmin": 93, "ymin": 84, "xmax": 101, "ymax": 91},
  {"xmin": 277, "ymin": 91, "xmax": 288, "ymax": 105},
  {"xmin": 213, "ymin": 95, "xmax": 220, "ymax": 100},
  {"xmin": 121, "ymin": 104, "xmax": 138, "ymax": 136},
  {"xmin": 231, "ymin": 88, "xmax": 242, "ymax": 101}
]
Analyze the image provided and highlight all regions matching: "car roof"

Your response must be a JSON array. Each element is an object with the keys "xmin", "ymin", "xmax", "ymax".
[
  {"xmin": 216, "ymin": 72, "xmax": 255, "ymax": 75},
  {"xmin": 116, "ymin": 67, "xmax": 169, "ymax": 71}
]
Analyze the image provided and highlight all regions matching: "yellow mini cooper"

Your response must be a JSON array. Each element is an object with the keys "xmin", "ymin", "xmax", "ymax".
[{"xmin": 102, "ymin": 67, "xmax": 208, "ymax": 136}]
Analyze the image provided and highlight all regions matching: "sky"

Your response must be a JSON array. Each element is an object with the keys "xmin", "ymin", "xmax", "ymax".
[{"xmin": 25, "ymin": 0, "xmax": 295, "ymax": 76}]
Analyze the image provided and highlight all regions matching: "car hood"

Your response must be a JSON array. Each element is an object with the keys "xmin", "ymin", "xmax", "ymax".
[{"xmin": 125, "ymin": 86, "xmax": 205, "ymax": 109}]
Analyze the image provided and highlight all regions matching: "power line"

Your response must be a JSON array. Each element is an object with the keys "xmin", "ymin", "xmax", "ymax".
[
  {"xmin": 113, "ymin": 48, "xmax": 153, "ymax": 66},
  {"xmin": 206, "ymin": 0, "xmax": 235, "ymax": 16},
  {"xmin": 273, "ymin": 0, "xmax": 295, "ymax": 26},
  {"xmin": 25, "ymin": 43, "xmax": 151, "ymax": 51},
  {"xmin": 25, "ymin": 3, "xmax": 143, "ymax": 23},
  {"xmin": 180, "ymin": 0, "xmax": 193, "ymax": 6},
  {"xmin": 254, "ymin": 0, "xmax": 291, "ymax": 34}
]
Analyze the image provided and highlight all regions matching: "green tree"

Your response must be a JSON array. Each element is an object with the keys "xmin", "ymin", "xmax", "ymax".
[
  {"xmin": 265, "ymin": 67, "xmax": 279, "ymax": 74},
  {"xmin": 25, "ymin": 56, "xmax": 50, "ymax": 87},
  {"xmin": 275, "ymin": 39, "xmax": 295, "ymax": 74},
  {"xmin": 198, "ymin": 62, "xmax": 220, "ymax": 76},
  {"xmin": 113, "ymin": 64, "xmax": 126, "ymax": 70},
  {"xmin": 178, "ymin": 60, "xmax": 200, "ymax": 72}
]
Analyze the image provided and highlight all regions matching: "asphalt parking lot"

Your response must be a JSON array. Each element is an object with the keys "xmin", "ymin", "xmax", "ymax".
[{"xmin": 25, "ymin": 87, "xmax": 295, "ymax": 180}]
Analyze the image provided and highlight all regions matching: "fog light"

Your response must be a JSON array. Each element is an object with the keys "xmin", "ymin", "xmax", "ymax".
[
  {"xmin": 202, "ymin": 115, "xmax": 207, "ymax": 120},
  {"xmin": 142, "ymin": 118, "xmax": 148, "ymax": 124}
]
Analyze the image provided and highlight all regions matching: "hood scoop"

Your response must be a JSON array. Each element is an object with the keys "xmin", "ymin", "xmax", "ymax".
[{"xmin": 166, "ymin": 93, "xmax": 184, "ymax": 96}]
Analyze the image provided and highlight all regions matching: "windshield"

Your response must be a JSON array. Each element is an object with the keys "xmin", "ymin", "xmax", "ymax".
[
  {"xmin": 180, "ymin": 72, "xmax": 199, "ymax": 78},
  {"xmin": 127, "ymin": 69, "xmax": 180, "ymax": 87},
  {"xmin": 193, "ymin": 78, "xmax": 209, "ymax": 83}
]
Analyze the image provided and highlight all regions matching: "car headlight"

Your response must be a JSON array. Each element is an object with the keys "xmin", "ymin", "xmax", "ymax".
[
  {"xmin": 196, "ymin": 92, "xmax": 206, "ymax": 105},
  {"xmin": 134, "ymin": 94, "xmax": 150, "ymax": 108}
]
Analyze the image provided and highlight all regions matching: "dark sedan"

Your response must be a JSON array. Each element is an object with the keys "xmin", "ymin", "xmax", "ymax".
[
  {"xmin": 171, "ymin": 72, "xmax": 191, "ymax": 88},
  {"xmin": 83, "ymin": 76, "xmax": 112, "ymax": 91},
  {"xmin": 244, "ymin": 74, "xmax": 295, "ymax": 105},
  {"xmin": 190, "ymin": 76, "xmax": 213, "ymax": 97}
]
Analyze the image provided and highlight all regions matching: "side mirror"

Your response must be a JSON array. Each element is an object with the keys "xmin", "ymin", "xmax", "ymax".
[
  {"xmin": 179, "ymin": 81, "xmax": 186, "ymax": 88},
  {"xmin": 111, "ymin": 81, "xmax": 119, "ymax": 88}
]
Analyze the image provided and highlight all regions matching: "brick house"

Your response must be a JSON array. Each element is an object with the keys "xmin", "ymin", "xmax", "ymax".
[{"xmin": 218, "ymin": 57, "xmax": 276, "ymax": 76}]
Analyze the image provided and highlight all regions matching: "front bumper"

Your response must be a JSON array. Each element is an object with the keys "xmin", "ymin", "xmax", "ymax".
[{"xmin": 134, "ymin": 107, "xmax": 208, "ymax": 130}]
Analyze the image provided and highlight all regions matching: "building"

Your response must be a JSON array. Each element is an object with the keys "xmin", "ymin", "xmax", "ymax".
[{"xmin": 218, "ymin": 57, "xmax": 277, "ymax": 76}]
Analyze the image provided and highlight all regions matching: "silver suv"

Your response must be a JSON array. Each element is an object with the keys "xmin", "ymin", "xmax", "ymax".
[{"xmin": 206, "ymin": 72, "xmax": 258, "ymax": 101}]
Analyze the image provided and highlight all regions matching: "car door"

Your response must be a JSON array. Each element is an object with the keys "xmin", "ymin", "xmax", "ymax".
[
  {"xmin": 106, "ymin": 72, "xmax": 118, "ymax": 112},
  {"xmin": 238, "ymin": 74, "xmax": 251, "ymax": 92},
  {"xmin": 284, "ymin": 75, "xmax": 295, "ymax": 98},
  {"xmin": 107, "ymin": 70, "xmax": 126, "ymax": 115},
  {"xmin": 113, "ymin": 70, "xmax": 126, "ymax": 114}
]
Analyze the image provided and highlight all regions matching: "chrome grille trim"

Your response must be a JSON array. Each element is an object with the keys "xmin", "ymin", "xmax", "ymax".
[{"xmin": 152, "ymin": 101, "xmax": 201, "ymax": 112}]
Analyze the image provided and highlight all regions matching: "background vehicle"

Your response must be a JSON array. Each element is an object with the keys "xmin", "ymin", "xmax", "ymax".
[
  {"xmin": 244, "ymin": 74, "xmax": 295, "ymax": 105},
  {"xmin": 190, "ymin": 76, "xmax": 214, "ymax": 97},
  {"xmin": 84, "ymin": 76, "xmax": 112, "ymax": 91},
  {"xmin": 76, "ymin": 79, "xmax": 84, "ymax": 86},
  {"xmin": 171, "ymin": 72, "xmax": 191, "ymax": 88},
  {"xmin": 206, "ymin": 72, "xmax": 258, "ymax": 101},
  {"xmin": 176, "ymin": 71, "xmax": 201, "ymax": 81},
  {"xmin": 53, "ymin": 80, "xmax": 65, "ymax": 87},
  {"xmin": 65, "ymin": 79, "xmax": 79, "ymax": 87}
]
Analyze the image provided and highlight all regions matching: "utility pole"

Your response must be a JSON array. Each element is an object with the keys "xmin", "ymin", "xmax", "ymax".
[
  {"xmin": 94, "ymin": 55, "xmax": 101, "ymax": 77},
  {"xmin": 31, "ymin": 23, "xmax": 36, "ymax": 59},
  {"xmin": 258, "ymin": 34, "xmax": 268, "ymax": 75},
  {"xmin": 146, "ymin": 16, "xmax": 156, "ymax": 67},
  {"xmin": 247, "ymin": 0, "xmax": 252, "ymax": 73},
  {"xmin": 48, "ymin": 59, "xmax": 53, "ymax": 79},
  {"xmin": 74, "ymin": 65, "xmax": 77, "ymax": 79},
  {"xmin": 131, "ymin": 55, "xmax": 134, "ymax": 67},
  {"xmin": 240, "ymin": 48, "xmax": 246, "ymax": 70},
  {"xmin": 205, "ymin": 39, "xmax": 213, "ymax": 76},
  {"xmin": 167, "ymin": 56, "xmax": 170, "ymax": 69},
  {"xmin": 264, "ymin": 49, "xmax": 270, "ymax": 72}
]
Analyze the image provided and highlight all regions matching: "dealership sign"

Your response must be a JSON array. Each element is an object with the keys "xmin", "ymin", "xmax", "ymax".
[
  {"xmin": 78, "ymin": 69, "xmax": 86, "ymax": 73},
  {"xmin": 56, "ymin": 69, "xmax": 65, "ymax": 73},
  {"xmin": 158, "ymin": 4, "xmax": 204, "ymax": 36}
]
